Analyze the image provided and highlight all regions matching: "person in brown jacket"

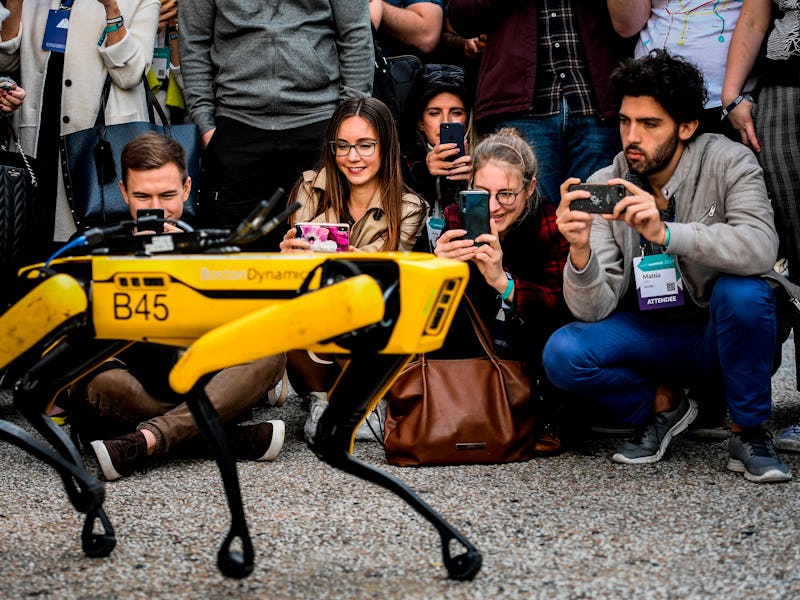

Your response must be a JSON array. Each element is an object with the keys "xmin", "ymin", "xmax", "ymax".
[{"xmin": 279, "ymin": 97, "xmax": 426, "ymax": 443}]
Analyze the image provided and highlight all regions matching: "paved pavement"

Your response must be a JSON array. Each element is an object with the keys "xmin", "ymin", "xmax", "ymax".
[{"xmin": 1, "ymin": 336, "xmax": 799, "ymax": 599}]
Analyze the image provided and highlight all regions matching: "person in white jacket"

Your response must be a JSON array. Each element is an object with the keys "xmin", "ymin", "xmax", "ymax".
[{"xmin": 0, "ymin": 0, "xmax": 159, "ymax": 244}]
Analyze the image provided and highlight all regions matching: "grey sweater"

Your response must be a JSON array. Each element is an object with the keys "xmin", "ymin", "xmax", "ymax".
[
  {"xmin": 179, "ymin": 0, "xmax": 373, "ymax": 133},
  {"xmin": 564, "ymin": 133, "xmax": 778, "ymax": 322}
]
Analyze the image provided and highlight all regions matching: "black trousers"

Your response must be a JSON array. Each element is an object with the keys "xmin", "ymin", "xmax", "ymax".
[{"xmin": 200, "ymin": 116, "xmax": 329, "ymax": 251}]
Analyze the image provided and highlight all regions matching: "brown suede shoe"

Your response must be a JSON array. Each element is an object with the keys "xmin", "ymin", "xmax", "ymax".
[
  {"xmin": 533, "ymin": 430, "xmax": 563, "ymax": 457},
  {"xmin": 229, "ymin": 421, "xmax": 285, "ymax": 461}
]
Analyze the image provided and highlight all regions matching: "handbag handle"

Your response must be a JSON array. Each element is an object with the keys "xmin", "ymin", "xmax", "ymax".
[
  {"xmin": 461, "ymin": 295, "xmax": 503, "ymax": 364},
  {"xmin": 94, "ymin": 73, "xmax": 173, "ymax": 140},
  {"xmin": 371, "ymin": 24, "xmax": 390, "ymax": 74},
  {"xmin": 1, "ymin": 115, "xmax": 37, "ymax": 188}
]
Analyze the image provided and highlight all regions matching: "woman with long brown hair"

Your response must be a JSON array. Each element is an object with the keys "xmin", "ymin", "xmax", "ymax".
[
  {"xmin": 281, "ymin": 96, "xmax": 425, "ymax": 253},
  {"xmin": 280, "ymin": 96, "xmax": 426, "ymax": 442}
]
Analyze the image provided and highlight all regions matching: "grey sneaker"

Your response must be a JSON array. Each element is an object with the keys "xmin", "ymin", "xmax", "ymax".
[
  {"xmin": 612, "ymin": 395, "xmax": 698, "ymax": 464},
  {"xmin": 354, "ymin": 399, "xmax": 386, "ymax": 443},
  {"xmin": 775, "ymin": 424, "xmax": 800, "ymax": 452},
  {"xmin": 727, "ymin": 427, "xmax": 792, "ymax": 483},
  {"xmin": 304, "ymin": 392, "xmax": 327, "ymax": 443}
]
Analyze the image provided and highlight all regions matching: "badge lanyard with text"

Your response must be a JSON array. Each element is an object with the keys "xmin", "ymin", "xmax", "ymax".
[
  {"xmin": 43, "ymin": 0, "xmax": 75, "ymax": 53},
  {"xmin": 633, "ymin": 224, "xmax": 684, "ymax": 311}
]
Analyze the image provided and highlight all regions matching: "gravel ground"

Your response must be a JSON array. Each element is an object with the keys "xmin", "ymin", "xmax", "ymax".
[{"xmin": 1, "ymin": 336, "xmax": 799, "ymax": 599}]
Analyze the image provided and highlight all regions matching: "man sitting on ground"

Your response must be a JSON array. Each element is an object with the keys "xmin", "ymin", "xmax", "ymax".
[
  {"xmin": 543, "ymin": 50, "xmax": 791, "ymax": 483},
  {"xmin": 78, "ymin": 132, "xmax": 286, "ymax": 481}
]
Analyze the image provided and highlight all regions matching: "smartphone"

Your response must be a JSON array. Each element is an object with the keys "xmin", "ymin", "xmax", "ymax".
[
  {"xmin": 295, "ymin": 222, "xmax": 350, "ymax": 253},
  {"xmin": 136, "ymin": 208, "xmax": 164, "ymax": 234},
  {"xmin": 568, "ymin": 183, "xmax": 626, "ymax": 214},
  {"xmin": 459, "ymin": 190, "xmax": 490, "ymax": 244},
  {"xmin": 0, "ymin": 76, "xmax": 15, "ymax": 91},
  {"xmin": 439, "ymin": 122, "xmax": 465, "ymax": 161}
]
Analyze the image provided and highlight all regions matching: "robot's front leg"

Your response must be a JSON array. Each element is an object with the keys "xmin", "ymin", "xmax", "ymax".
[
  {"xmin": 167, "ymin": 273, "xmax": 387, "ymax": 578},
  {"xmin": 184, "ymin": 375, "xmax": 254, "ymax": 579},
  {"xmin": 310, "ymin": 353, "xmax": 483, "ymax": 581}
]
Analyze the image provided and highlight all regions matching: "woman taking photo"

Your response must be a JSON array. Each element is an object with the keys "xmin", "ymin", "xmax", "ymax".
[
  {"xmin": 280, "ymin": 96, "xmax": 426, "ymax": 441},
  {"xmin": 434, "ymin": 128, "xmax": 571, "ymax": 454},
  {"xmin": 399, "ymin": 63, "xmax": 473, "ymax": 250},
  {"xmin": 281, "ymin": 96, "xmax": 425, "ymax": 253}
]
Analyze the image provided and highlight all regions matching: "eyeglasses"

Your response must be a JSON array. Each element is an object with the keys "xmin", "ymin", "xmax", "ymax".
[
  {"xmin": 330, "ymin": 140, "xmax": 378, "ymax": 157},
  {"xmin": 472, "ymin": 189, "xmax": 523, "ymax": 206}
]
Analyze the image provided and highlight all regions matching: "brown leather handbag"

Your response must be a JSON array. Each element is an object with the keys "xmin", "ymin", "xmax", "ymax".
[{"xmin": 384, "ymin": 296, "xmax": 536, "ymax": 466}]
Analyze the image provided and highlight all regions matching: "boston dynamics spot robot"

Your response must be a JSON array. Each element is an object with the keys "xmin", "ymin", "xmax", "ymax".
[{"xmin": 0, "ymin": 194, "xmax": 482, "ymax": 581}]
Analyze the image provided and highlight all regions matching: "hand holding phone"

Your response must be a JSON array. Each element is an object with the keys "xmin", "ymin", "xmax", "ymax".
[
  {"xmin": 294, "ymin": 222, "xmax": 350, "ymax": 253},
  {"xmin": 439, "ymin": 122, "xmax": 466, "ymax": 161},
  {"xmin": 136, "ymin": 208, "xmax": 164, "ymax": 234},
  {"xmin": 459, "ymin": 190, "xmax": 490, "ymax": 244},
  {"xmin": 567, "ymin": 183, "xmax": 626, "ymax": 214}
]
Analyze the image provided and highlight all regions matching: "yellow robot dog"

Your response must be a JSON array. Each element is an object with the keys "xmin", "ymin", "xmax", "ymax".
[{"xmin": 0, "ymin": 205, "xmax": 482, "ymax": 581}]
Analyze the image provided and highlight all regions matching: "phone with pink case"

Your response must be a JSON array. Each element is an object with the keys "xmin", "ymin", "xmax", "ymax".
[{"xmin": 294, "ymin": 222, "xmax": 350, "ymax": 253}]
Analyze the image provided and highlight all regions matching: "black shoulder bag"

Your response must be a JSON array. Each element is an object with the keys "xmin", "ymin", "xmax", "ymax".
[
  {"xmin": 371, "ymin": 26, "xmax": 423, "ymax": 120},
  {"xmin": 0, "ymin": 116, "xmax": 42, "ymax": 274}
]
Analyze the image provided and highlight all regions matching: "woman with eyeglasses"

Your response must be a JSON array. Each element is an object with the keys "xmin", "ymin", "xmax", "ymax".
[
  {"xmin": 280, "ymin": 97, "xmax": 426, "ymax": 253},
  {"xmin": 279, "ymin": 97, "xmax": 426, "ymax": 443},
  {"xmin": 434, "ymin": 128, "xmax": 571, "ymax": 455}
]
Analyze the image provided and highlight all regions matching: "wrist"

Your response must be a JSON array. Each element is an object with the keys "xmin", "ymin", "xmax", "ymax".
[
  {"xmin": 721, "ymin": 94, "xmax": 752, "ymax": 121},
  {"xmin": 493, "ymin": 273, "xmax": 508, "ymax": 294},
  {"xmin": 98, "ymin": 17, "xmax": 124, "ymax": 45},
  {"xmin": 104, "ymin": 6, "xmax": 122, "ymax": 20},
  {"xmin": 499, "ymin": 271, "xmax": 514, "ymax": 302},
  {"xmin": 658, "ymin": 223, "xmax": 669, "ymax": 247},
  {"xmin": 569, "ymin": 245, "xmax": 591, "ymax": 271},
  {"xmin": 720, "ymin": 89, "xmax": 739, "ymax": 107}
]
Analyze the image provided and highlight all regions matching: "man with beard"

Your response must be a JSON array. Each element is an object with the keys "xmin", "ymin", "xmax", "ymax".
[{"xmin": 542, "ymin": 50, "xmax": 791, "ymax": 483}]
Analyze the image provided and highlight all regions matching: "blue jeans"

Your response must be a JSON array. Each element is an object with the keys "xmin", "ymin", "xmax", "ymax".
[
  {"xmin": 542, "ymin": 275, "xmax": 777, "ymax": 428},
  {"xmin": 497, "ymin": 98, "xmax": 619, "ymax": 205}
]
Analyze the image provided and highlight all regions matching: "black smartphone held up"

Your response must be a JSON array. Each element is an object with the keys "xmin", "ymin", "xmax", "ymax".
[
  {"xmin": 439, "ymin": 122, "xmax": 466, "ymax": 161},
  {"xmin": 459, "ymin": 190, "xmax": 490, "ymax": 244},
  {"xmin": 137, "ymin": 208, "xmax": 165, "ymax": 234},
  {"xmin": 568, "ymin": 183, "xmax": 626, "ymax": 214}
]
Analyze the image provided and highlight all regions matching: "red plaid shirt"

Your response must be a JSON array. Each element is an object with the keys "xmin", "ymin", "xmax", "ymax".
[{"xmin": 443, "ymin": 200, "xmax": 569, "ymax": 332}]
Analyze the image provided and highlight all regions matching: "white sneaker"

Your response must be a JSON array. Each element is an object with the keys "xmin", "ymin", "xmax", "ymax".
[
  {"xmin": 354, "ymin": 399, "xmax": 386, "ymax": 443},
  {"xmin": 304, "ymin": 392, "xmax": 328, "ymax": 443},
  {"xmin": 266, "ymin": 371, "xmax": 289, "ymax": 407}
]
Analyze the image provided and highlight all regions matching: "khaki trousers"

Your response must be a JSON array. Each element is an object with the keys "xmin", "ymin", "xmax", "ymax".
[{"xmin": 83, "ymin": 354, "xmax": 286, "ymax": 454}]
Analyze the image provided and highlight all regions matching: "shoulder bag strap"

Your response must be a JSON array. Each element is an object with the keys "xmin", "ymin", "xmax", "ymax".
[
  {"xmin": 93, "ymin": 75, "xmax": 113, "ymax": 137},
  {"xmin": 1, "ymin": 116, "xmax": 37, "ymax": 189},
  {"xmin": 371, "ymin": 24, "xmax": 390, "ymax": 76},
  {"xmin": 462, "ymin": 295, "xmax": 502, "ymax": 363},
  {"xmin": 94, "ymin": 73, "xmax": 172, "ymax": 135},
  {"xmin": 140, "ymin": 74, "xmax": 172, "ymax": 136}
]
